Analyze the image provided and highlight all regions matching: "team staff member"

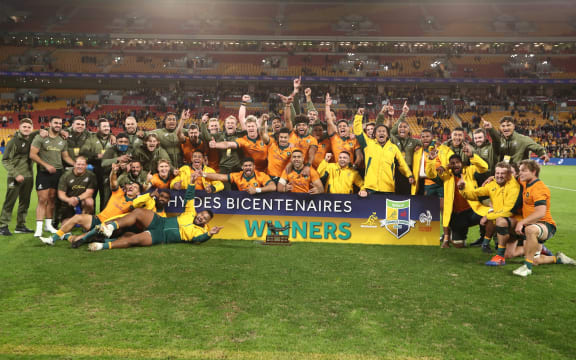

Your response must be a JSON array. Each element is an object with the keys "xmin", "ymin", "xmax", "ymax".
[
  {"xmin": 387, "ymin": 102, "xmax": 421, "ymax": 195},
  {"xmin": 123, "ymin": 116, "xmax": 142, "ymax": 148},
  {"xmin": 200, "ymin": 115, "xmax": 245, "ymax": 189},
  {"xmin": 90, "ymin": 181, "xmax": 223, "ymax": 251},
  {"xmin": 278, "ymin": 150, "xmax": 323, "ymax": 194},
  {"xmin": 497, "ymin": 116, "xmax": 549, "ymax": 165},
  {"xmin": 203, "ymin": 158, "xmax": 276, "ymax": 195},
  {"xmin": 317, "ymin": 152, "xmax": 364, "ymax": 194},
  {"xmin": 210, "ymin": 116, "xmax": 268, "ymax": 172},
  {"xmin": 0, "ymin": 119, "xmax": 35, "ymax": 235},
  {"xmin": 132, "ymin": 134, "xmax": 171, "ymax": 174},
  {"xmin": 57, "ymin": 156, "xmax": 97, "ymax": 222},
  {"xmin": 66, "ymin": 116, "xmax": 92, "ymax": 162},
  {"xmin": 118, "ymin": 160, "xmax": 148, "ymax": 189},
  {"xmin": 151, "ymin": 110, "xmax": 188, "ymax": 168},
  {"xmin": 30, "ymin": 116, "xmax": 75, "ymax": 237},
  {"xmin": 39, "ymin": 162, "xmax": 142, "ymax": 246},
  {"xmin": 83, "ymin": 119, "xmax": 116, "ymax": 212},
  {"xmin": 102, "ymin": 133, "xmax": 133, "ymax": 175},
  {"xmin": 353, "ymin": 108, "xmax": 414, "ymax": 196},
  {"xmin": 511, "ymin": 160, "xmax": 575, "ymax": 277}
]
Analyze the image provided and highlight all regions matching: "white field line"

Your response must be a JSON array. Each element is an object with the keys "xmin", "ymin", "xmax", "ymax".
[{"xmin": 548, "ymin": 185, "xmax": 576, "ymax": 192}]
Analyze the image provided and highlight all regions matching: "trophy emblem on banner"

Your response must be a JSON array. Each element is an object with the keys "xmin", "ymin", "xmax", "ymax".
[{"xmin": 263, "ymin": 221, "xmax": 291, "ymax": 246}]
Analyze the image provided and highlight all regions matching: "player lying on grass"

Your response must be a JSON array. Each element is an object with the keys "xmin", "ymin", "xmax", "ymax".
[
  {"xmin": 89, "ymin": 175, "xmax": 223, "ymax": 251},
  {"xmin": 39, "ymin": 163, "xmax": 170, "ymax": 247}
]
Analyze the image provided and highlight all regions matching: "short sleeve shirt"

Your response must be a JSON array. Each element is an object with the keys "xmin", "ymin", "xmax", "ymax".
[
  {"xmin": 58, "ymin": 169, "xmax": 97, "ymax": 197},
  {"xmin": 31, "ymin": 135, "xmax": 68, "ymax": 171}
]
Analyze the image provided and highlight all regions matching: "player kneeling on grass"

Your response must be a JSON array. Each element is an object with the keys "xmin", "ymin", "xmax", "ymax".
[
  {"xmin": 457, "ymin": 162, "xmax": 521, "ymax": 262},
  {"xmin": 510, "ymin": 160, "xmax": 575, "ymax": 277},
  {"xmin": 89, "ymin": 174, "xmax": 223, "ymax": 251}
]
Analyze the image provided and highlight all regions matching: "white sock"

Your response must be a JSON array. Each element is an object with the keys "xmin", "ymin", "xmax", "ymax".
[
  {"xmin": 45, "ymin": 219, "xmax": 53, "ymax": 229},
  {"xmin": 35, "ymin": 221, "xmax": 43, "ymax": 236}
]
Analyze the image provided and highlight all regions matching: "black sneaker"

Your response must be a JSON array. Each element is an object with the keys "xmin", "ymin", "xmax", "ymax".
[
  {"xmin": 14, "ymin": 226, "xmax": 34, "ymax": 234},
  {"xmin": 0, "ymin": 227, "xmax": 12, "ymax": 236},
  {"xmin": 469, "ymin": 237, "xmax": 484, "ymax": 247},
  {"xmin": 482, "ymin": 244, "xmax": 493, "ymax": 254}
]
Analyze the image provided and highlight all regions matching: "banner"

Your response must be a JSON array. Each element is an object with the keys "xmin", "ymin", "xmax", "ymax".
[
  {"xmin": 537, "ymin": 158, "xmax": 576, "ymax": 166},
  {"xmin": 2, "ymin": 71, "xmax": 575, "ymax": 85},
  {"xmin": 166, "ymin": 191, "xmax": 441, "ymax": 246}
]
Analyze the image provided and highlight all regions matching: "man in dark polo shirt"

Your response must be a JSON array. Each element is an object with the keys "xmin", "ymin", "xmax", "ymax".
[{"xmin": 57, "ymin": 156, "xmax": 97, "ymax": 223}]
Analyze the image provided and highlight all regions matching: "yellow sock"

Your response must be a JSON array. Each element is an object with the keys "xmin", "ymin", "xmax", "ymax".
[{"xmin": 56, "ymin": 230, "xmax": 65, "ymax": 239}]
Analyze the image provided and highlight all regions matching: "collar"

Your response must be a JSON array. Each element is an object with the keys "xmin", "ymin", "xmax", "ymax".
[{"xmin": 526, "ymin": 178, "xmax": 540, "ymax": 188}]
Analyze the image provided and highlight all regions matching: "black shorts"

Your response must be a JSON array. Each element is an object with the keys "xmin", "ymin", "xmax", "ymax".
[{"xmin": 36, "ymin": 170, "xmax": 63, "ymax": 191}]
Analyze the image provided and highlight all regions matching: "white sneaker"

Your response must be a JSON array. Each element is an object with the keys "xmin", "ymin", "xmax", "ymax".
[
  {"xmin": 557, "ymin": 252, "xmax": 576, "ymax": 265},
  {"xmin": 96, "ymin": 223, "xmax": 114, "ymax": 238},
  {"xmin": 39, "ymin": 236, "xmax": 54, "ymax": 246},
  {"xmin": 88, "ymin": 243, "xmax": 103, "ymax": 251},
  {"xmin": 513, "ymin": 264, "xmax": 532, "ymax": 277},
  {"xmin": 45, "ymin": 226, "xmax": 58, "ymax": 234}
]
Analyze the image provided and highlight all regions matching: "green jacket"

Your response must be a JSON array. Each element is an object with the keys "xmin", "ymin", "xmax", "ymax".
[
  {"xmin": 200, "ymin": 123, "xmax": 244, "ymax": 171},
  {"xmin": 101, "ymin": 146, "xmax": 135, "ymax": 172},
  {"xmin": 151, "ymin": 128, "xmax": 182, "ymax": 168},
  {"xmin": 473, "ymin": 129, "xmax": 500, "ymax": 175},
  {"xmin": 126, "ymin": 132, "xmax": 143, "ymax": 149},
  {"xmin": 82, "ymin": 133, "xmax": 115, "ymax": 165},
  {"xmin": 443, "ymin": 139, "xmax": 470, "ymax": 165},
  {"xmin": 117, "ymin": 171, "xmax": 149, "ymax": 188},
  {"xmin": 66, "ymin": 130, "xmax": 93, "ymax": 161},
  {"xmin": 2, "ymin": 131, "xmax": 34, "ymax": 178},
  {"xmin": 498, "ymin": 131, "xmax": 546, "ymax": 165},
  {"xmin": 132, "ymin": 144, "xmax": 170, "ymax": 174}
]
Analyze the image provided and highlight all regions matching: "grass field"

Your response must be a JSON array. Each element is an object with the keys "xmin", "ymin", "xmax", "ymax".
[{"xmin": 1, "ymin": 166, "xmax": 575, "ymax": 360}]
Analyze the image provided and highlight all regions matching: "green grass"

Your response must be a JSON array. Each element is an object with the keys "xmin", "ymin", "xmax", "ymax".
[{"xmin": 1, "ymin": 166, "xmax": 576, "ymax": 359}]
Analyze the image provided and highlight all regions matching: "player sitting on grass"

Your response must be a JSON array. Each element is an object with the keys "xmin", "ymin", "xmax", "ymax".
[
  {"xmin": 510, "ymin": 160, "xmax": 575, "ymax": 277},
  {"xmin": 88, "ymin": 174, "xmax": 223, "ymax": 251}
]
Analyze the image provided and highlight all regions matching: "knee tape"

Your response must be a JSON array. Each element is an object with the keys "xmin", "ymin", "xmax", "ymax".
[{"xmin": 495, "ymin": 226, "xmax": 509, "ymax": 235}]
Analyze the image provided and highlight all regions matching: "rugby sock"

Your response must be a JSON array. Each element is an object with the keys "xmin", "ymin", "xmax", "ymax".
[
  {"xmin": 44, "ymin": 219, "xmax": 53, "ymax": 228},
  {"xmin": 554, "ymin": 256, "xmax": 561, "ymax": 264},
  {"xmin": 482, "ymin": 236, "xmax": 491, "ymax": 246},
  {"xmin": 110, "ymin": 221, "xmax": 119, "ymax": 230},
  {"xmin": 62, "ymin": 233, "xmax": 71, "ymax": 241},
  {"xmin": 524, "ymin": 259, "xmax": 534, "ymax": 270},
  {"xmin": 103, "ymin": 239, "xmax": 117, "ymax": 250},
  {"xmin": 35, "ymin": 221, "xmax": 43, "ymax": 234},
  {"xmin": 82, "ymin": 228, "xmax": 98, "ymax": 242},
  {"xmin": 497, "ymin": 245, "xmax": 506, "ymax": 257},
  {"xmin": 53, "ymin": 229, "xmax": 66, "ymax": 241}
]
